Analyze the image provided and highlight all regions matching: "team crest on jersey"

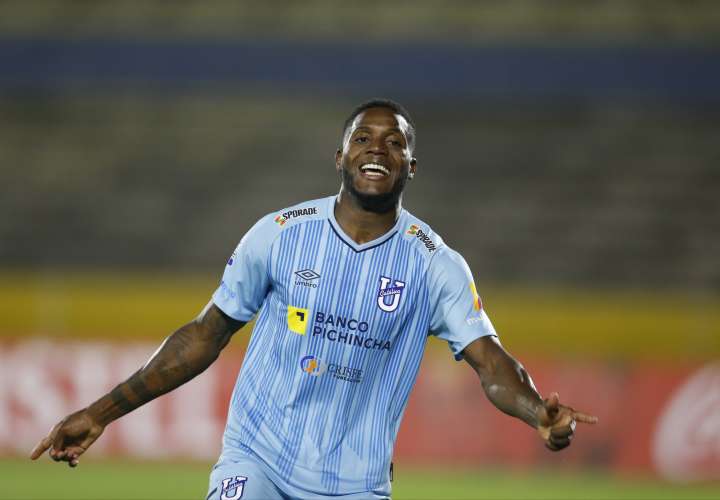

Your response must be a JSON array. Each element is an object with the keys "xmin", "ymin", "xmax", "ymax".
[
  {"xmin": 220, "ymin": 476, "xmax": 248, "ymax": 500},
  {"xmin": 376, "ymin": 276, "xmax": 406, "ymax": 313}
]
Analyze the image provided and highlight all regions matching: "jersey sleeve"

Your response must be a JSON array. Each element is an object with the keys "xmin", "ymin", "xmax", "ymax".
[
  {"xmin": 428, "ymin": 248, "xmax": 497, "ymax": 360},
  {"xmin": 212, "ymin": 213, "xmax": 277, "ymax": 322}
]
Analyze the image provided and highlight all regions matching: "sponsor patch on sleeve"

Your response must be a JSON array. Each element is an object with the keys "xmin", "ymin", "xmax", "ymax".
[
  {"xmin": 274, "ymin": 206, "xmax": 318, "ymax": 226},
  {"xmin": 406, "ymin": 224, "xmax": 437, "ymax": 252}
]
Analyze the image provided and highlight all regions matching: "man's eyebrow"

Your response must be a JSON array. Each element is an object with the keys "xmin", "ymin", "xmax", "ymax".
[{"xmin": 352, "ymin": 126, "xmax": 405, "ymax": 135}]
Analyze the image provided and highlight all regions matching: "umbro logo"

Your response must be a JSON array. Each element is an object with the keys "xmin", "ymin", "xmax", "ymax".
[
  {"xmin": 295, "ymin": 269, "xmax": 320, "ymax": 281},
  {"xmin": 294, "ymin": 269, "xmax": 321, "ymax": 288}
]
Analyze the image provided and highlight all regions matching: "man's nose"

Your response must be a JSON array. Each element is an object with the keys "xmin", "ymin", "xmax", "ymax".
[{"xmin": 368, "ymin": 137, "xmax": 388, "ymax": 155}]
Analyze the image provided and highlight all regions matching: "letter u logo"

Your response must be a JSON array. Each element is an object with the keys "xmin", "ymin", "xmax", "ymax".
[
  {"xmin": 220, "ymin": 476, "xmax": 247, "ymax": 500},
  {"xmin": 377, "ymin": 276, "xmax": 406, "ymax": 313}
]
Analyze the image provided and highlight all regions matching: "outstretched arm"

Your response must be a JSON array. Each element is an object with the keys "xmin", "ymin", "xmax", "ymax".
[
  {"xmin": 30, "ymin": 302, "xmax": 244, "ymax": 466},
  {"xmin": 462, "ymin": 336, "xmax": 597, "ymax": 451}
]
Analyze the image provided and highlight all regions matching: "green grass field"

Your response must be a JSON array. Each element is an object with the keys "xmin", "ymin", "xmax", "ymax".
[{"xmin": 2, "ymin": 459, "xmax": 718, "ymax": 500}]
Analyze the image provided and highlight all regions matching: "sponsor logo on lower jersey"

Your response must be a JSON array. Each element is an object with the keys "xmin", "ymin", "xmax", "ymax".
[
  {"xmin": 300, "ymin": 355, "xmax": 363, "ymax": 383},
  {"xmin": 327, "ymin": 362, "xmax": 363, "ymax": 383},
  {"xmin": 299, "ymin": 355, "xmax": 327, "ymax": 376},
  {"xmin": 220, "ymin": 476, "xmax": 248, "ymax": 500}
]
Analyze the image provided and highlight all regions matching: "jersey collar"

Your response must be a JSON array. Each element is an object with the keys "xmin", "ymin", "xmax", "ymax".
[{"xmin": 327, "ymin": 196, "xmax": 404, "ymax": 253}]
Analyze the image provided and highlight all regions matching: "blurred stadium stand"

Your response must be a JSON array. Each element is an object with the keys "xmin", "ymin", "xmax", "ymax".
[
  {"xmin": 1, "ymin": 0, "xmax": 720, "ymax": 42},
  {"xmin": 2, "ymin": 94, "xmax": 719, "ymax": 290}
]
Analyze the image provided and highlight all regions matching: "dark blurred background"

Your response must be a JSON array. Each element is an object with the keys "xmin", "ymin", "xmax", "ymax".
[
  {"xmin": 1, "ymin": 1, "xmax": 719, "ymax": 498},
  {"xmin": 2, "ymin": 0, "xmax": 718, "ymax": 289}
]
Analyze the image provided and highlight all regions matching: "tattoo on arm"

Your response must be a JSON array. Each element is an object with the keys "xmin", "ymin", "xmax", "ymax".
[{"xmin": 88, "ymin": 304, "xmax": 243, "ymax": 426}]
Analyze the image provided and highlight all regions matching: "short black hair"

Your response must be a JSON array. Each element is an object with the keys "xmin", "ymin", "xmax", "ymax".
[{"xmin": 341, "ymin": 98, "xmax": 416, "ymax": 152}]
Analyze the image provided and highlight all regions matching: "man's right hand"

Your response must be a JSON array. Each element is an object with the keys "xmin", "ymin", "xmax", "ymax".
[
  {"xmin": 30, "ymin": 409, "xmax": 105, "ymax": 467},
  {"xmin": 29, "ymin": 303, "xmax": 243, "ymax": 468}
]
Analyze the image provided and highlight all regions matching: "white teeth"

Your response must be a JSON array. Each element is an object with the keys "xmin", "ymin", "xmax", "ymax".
[{"xmin": 360, "ymin": 163, "xmax": 390, "ymax": 176}]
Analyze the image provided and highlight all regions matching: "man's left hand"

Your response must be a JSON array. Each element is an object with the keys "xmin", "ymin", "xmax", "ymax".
[{"xmin": 536, "ymin": 392, "xmax": 598, "ymax": 451}]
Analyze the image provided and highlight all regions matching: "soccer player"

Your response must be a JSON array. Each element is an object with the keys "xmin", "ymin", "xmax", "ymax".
[{"xmin": 31, "ymin": 99, "xmax": 597, "ymax": 499}]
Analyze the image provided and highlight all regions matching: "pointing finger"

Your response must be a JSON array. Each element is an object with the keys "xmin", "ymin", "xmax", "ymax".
[
  {"xmin": 30, "ymin": 423, "xmax": 61, "ymax": 460},
  {"xmin": 573, "ymin": 411, "xmax": 599, "ymax": 424},
  {"xmin": 30, "ymin": 436, "xmax": 53, "ymax": 460}
]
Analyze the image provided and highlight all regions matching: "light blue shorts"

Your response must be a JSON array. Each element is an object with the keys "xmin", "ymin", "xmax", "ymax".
[{"xmin": 207, "ymin": 454, "xmax": 389, "ymax": 500}]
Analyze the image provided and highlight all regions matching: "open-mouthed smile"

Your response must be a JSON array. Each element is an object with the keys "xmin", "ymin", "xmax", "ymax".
[{"xmin": 359, "ymin": 163, "xmax": 390, "ymax": 179}]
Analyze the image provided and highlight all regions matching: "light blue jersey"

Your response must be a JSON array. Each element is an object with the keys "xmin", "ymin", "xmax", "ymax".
[{"xmin": 212, "ymin": 196, "xmax": 497, "ymax": 498}]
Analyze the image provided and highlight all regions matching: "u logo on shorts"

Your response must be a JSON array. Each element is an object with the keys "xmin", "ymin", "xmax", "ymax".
[{"xmin": 220, "ymin": 476, "xmax": 248, "ymax": 500}]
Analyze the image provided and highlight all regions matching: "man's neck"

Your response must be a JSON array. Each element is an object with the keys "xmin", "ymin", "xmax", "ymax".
[{"xmin": 334, "ymin": 190, "xmax": 401, "ymax": 245}]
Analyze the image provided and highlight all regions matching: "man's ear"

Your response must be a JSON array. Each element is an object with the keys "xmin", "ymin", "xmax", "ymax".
[
  {"xmin": 409, "ymin": 157, "xmax": 417, "ymax": 179},
  {"xmin": 335, "ymin": 149, "xmax": 342, "ymax": 173}
]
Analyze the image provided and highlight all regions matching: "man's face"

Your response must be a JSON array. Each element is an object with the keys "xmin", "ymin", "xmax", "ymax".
[{"xmin": 336, "ymin": 107, "xmax": 416, "ymax": 213}]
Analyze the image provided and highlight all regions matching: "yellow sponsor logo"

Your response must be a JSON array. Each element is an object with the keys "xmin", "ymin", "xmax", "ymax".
[
  {"xmin": 469, "ymin": 282, "xmax": 482, "ymax": 311},
  {"xmin": 287, "ymin": 305, "xmax": 309, "ymax": 335}
]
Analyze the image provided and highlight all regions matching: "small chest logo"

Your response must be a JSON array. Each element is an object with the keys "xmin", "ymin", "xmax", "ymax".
[
  {"xmin": 376, "ymin": 275, "xmax": 406, "ymax": 313},
  {"xmin": 220, "ymin": 476, "xmax": 248, "ymax": 500},
  {"xmin": 294, "ymin": 268, "xmax": 321, "ymax": 288}
]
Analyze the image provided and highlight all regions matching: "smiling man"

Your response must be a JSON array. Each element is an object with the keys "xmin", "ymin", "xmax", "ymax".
[{"xmin": 32, "ymin": 99, "xmax": 597, "ymax": 500}]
